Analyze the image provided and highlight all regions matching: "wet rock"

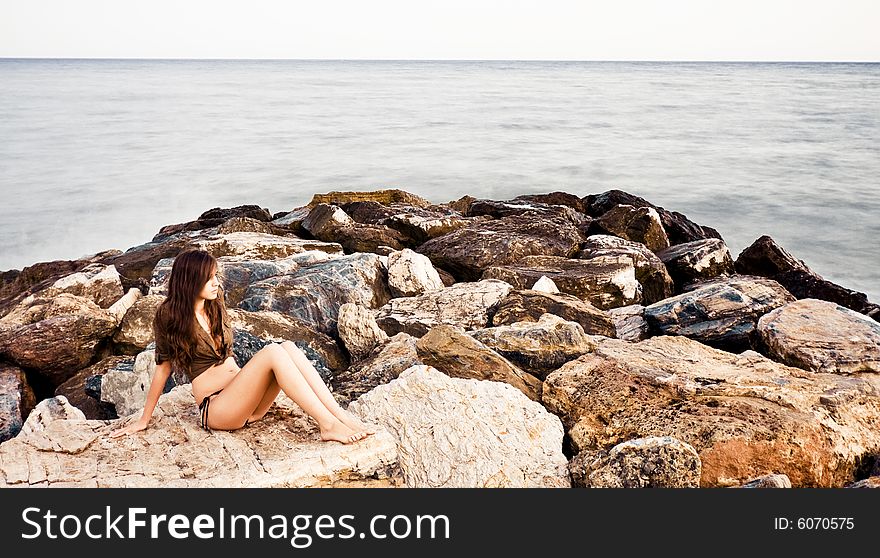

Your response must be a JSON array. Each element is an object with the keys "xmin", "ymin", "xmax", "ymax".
[
  {"xmin": 739, "ymin": 474, "xmax": 792, "ymax": 488},
  {"xmin": 594, "ymin": 204, "xmax": 670, "ymax": 252},
  {"xmin": 386, "ymin": 249, "xmax": 444, "ymax": 297},
  {"xmin": 415, "ymin": 325, "xmax": 542, "ymax": 401},
  {"xmin": 736, "ymin": 235, "xmax": 880, "ymax": 320},
  {"xmin": 542, "ymin": 336, "xmax": 880, "ymax": 487},
  {"xmin": 758, "ymin": 299, "xmax": 880, "ymax": 374},
  {"xmin": 309, "ymin": 189, "xmax": 432, "ymax": 208},
  {"xmin": 644, "ymin": 276, "xmax": 795, "ymax": 352},
  {"xmin": 609, "ymin": 305, "xmax": 651, "ymax": 342},
  {"xmin": 578, "ymin": 235, "xmax": 674, "ymax": 304},
  {"xmin": 375, "ymin": 279, "xmax": 512, "ymax": 337},
  {"xmin": 417, "ymin": 213, "xmax": 583, "ymax": 281},
  {"xmin": 490, "ymin": 289, "xmax": 616, "ymax": 337},
  {"xmin": 0, "ymin": 364, "xmax": 36, "ymax": 443},
  {"xmin": 570, "ymin": 436, "xmax": 701, "ymax": 488},
  {"xmin": 113, "ymin": 294, "xmax": 164, "ymax": 353},
  {"xmin": 471, "ymin": 314, "xmax": 597, "ymax": 379},
  {"xmin": 331, "ymin": 333, "xmax": 421, "ymax": 404},
  {"xmin": 54, "ymin": 356, "xmax": 132, "ymax": 420},
  {"xmin": 337, "ymin": 303, "xmax": 389, "ymax": 362},
  {"xmin": 483, "ymin": 255, "xmax": 641, "ymax": 310},
  {"xmin": 657, "ymin": 238, "xmax": 735, "ymax": 289},
  {"xmin": 348, "ymin": 365, "xmax": 570, "ymax": 487}
]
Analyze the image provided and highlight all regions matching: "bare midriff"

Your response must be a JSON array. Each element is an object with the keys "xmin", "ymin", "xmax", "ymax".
[{"xmin": 191, "ymin": 357, "xmax": 241, "ymax": 404}]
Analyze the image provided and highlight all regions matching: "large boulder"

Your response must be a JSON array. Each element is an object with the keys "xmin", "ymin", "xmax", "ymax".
[
  {"xmin": 348, "ymin": 365, "xmax": 570, "ymax": 487},
  {"xmin": 302, "ymin": 204, "xmax": 407, "ymax": 255},
  {"xmin": 467, "ymin": 199, "xmax": 590, "ymax": 228},
  {"xmin": 578, "ymin": 235, "xmax": 674, "ymax": 304},
  {"xmin": 153, "ymin": 205, "xmax": 274, "ymax": 241},
  {"xmin": 375, "ymin": 279, "xmax": 512, "ymax": 337},
  {"xmin": 13, "ymin": 263, "xmax": 124, "ymax": 310},
  {"xmin": 657, "ymin": 238, "xmax": 735, "ymax": 289},
  {"xmin": 643, "ymin": 276, "xmax": 795, "ymax": 352},
  {"xmin": 569, "ymin": 436, "xmax": 702, "ymax": 488},
  {"xmin": 383, "ymin": 206, "xmax": 475, "ymax": 244},
  {"xmin": 331, "ymin": 333, "xmax": 421, "ymax": 405},
  {"xmin": 736, "ymin": 235, "xmax": 879, "ymax": 320},
  {"xmin": 609, "ymin": 304, "xmax": 650, "ymax": 342},
  {"xmin": 0, "ymin": 386, "xmax": 401, "ymax": 487},
  {"xmin": 337, "ymin": 303, "xmax": 389, "ymax": 362},
  {"xmin": 100, "ymin": 235, "xmax": 196, "ymax": 288},
  {"xmin": 386, "ymin": 249, "xmax": 444, "ymax": 297},
  {"xmin": 415, "ymin": 325, "xmax": 542, "ymax": 401},
  {"xmin": 490, "ymin": 289, "xmax": 616, "ymax": 337},
  {"xmin": 542, "ymin": 336, "xmax": 880, "ymax": 487},
  {"xmin": 195, "ymin": 231, "xmax": 343, "ymax": 260},
  {"xmin": 54, "ymin": 356, "xmax": 133, "ymax": 420},
  {"xmin": 470, "ymin": 314, "xmax": 597, "ymax": 379},
  {"xmin": 0, "ymin": 364, "xmax": 36, "ymax": 443},
  {"xmin": 513, "ymin": 192, "xmax": 588, "ymax": 214},
  {"xmin": 758, "ymin": 299, "xmax": 880, "ymax": 374},
  {"xmin": 113, "ymin": 294, "xmax": 165, "ymax": 353},
  {"xmin": 593, "ymin": 204, "xmax": 670, "ymax": 252},
  {"xmin": 416, "ymin": 213, "xmax": 584, "ymax": 281},
  {"xmin": 309, "ymin": 189, "xmax": 432, "ymax": 208},
  {"xmin": 483, "ymin": 255, "xmax": 641, "ymax": 310},
  {"xmin": 238, "ymin": 253, "xmax": 391, "ymax": 335}
]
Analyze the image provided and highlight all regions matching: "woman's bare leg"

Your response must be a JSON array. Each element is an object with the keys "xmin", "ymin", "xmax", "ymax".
[
  {"xmin": 247, "ymin": 375, "xmax": 280, "ymax": 424},
  {"xmin": 208, "ymin": 344, "xmax": 367, "ymax": 443},
  {"xmin": 280, "ymin": 341, "xmax": 376, "ymax": 434}
]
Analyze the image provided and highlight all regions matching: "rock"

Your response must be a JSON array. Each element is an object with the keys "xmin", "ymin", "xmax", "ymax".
[
  {"xmin": 0, "ymin": 294, "xmax": 119, "ymax": 383},
  {"xmin": 542, "ymin": 336, "xmax": 880, "ymax": 487},
  {"xmin": 348, "ymin": 365, "xmax": 570, "ymax": 487},
  {"xmin": 331, "ymin": 333, "xmax": 421, "ymax": 404},
  {"xmin": 270, "ymin": 206, "xmax": 311, "ymax": 235},
  {"xmin": 846, "ymin": 477, "xmax": 880, "ymax": 488},
  {"xmin": 417, "ymin": 213, "xmax": 584, "ymax": 281},
  {"xmin": 436, "ymin": 267, "xmax": 456, "ymax": 287},
  {"xmin": 113, "ymin": 294, "xmax": 164, "ymax": 353},
  {"xmin": 216, "ymin": 216, "xmax": 277, "ymax": 235},
  {"xmin": 0, "ymin": 385, "xmax": 402, "ymax": 487},
  {"xmin": 736, "ymin": 235, "xmax": 880, "ymax": 319},
  {"xmin": 758, "ymin": 299, "xmax": 880, "ymax": 374},
  {"xmin": 513, "ymin": 192, "xmax": 588, "ymax": 214},
  {"xmin": 302, "ymin": 203, "xmax": 355, "ymax": 234},
  {"xmin": 445, "ymin": 195, "xmax": 477, "ymax": 214},
  {"xmin": 309, "ymin": 189, "xmax": 432, "ymax": 208},
  {"xmin": 609, "ymin": 305, "xmax": 651, "ymax": 342},
  {"xmin": 14, "ymin": 396, "xmax": 96, "ymax": 454},
  {"xmin": 54, "ymin": 356, "xmax": 131, "ymax": 420},
  {"xmin": 100, "ymin": 349, "xmax": 187, "ymax": 417},
  {"xmin": 578, "ymin": 235, "xmax": 674, "ymax": 304},
  {"xmin": 375, "ymin": 279, "xmax": 512, "ymax": 337},
  {"xmin": 21, "ymin": 263, "xmax": 124, "ymax": 309},
  {"xmin": 152, "ymin": 205, "xmax": 274, "ymax": 242},
  {"xmin": 195, "ymin": 231, "xmax": 343, "ymax": 260},
  {"xmin": 467, "ymin": 199, "xmax": 589, "ymax": 227},
  {"xmin": 531, "ymin": 276, "xmax": 559, "ymax": 293},
  {"xmin": 239, "ymin": 253, "xmax": 391, "ymax": 335},
  {"xmin": 107, "ymin": 287, "xmax": 142, "ymax": 325},
  {"xmin": 302, "ymin": 204, "xmax": 406, "ymax": 255},
  {"xmin": 0, "ymin": 364, "xmax": 36, "ymax": 443},
  {"xmin": 483, "ymin": 255, "xmax": 641, "ymax": 310},
  {"xmin": 337, "ymin": 303, "xmax": 389, "ymax": 362},
  {"xmin": 490, "ymin": 289, "xmax": 616, "ymax": 337},
  {"xmin": 227, "ymin": 309, "xmax": 348, "ymax": 372},
  {"xmin": 384, "ymin": 206, "xmax": 474, "ymax": 244},
  {"xmin": 583, "ymin": 189, "xmax": 723, "ymax": 245},
  {"xmin": 570, "ymin": 436, "xmax": 701, "ymax": 488},
  {"xmin": 644, "ymin": 276, "xmax": 795, "ymax": 352},
  {"xmin": 415, "ymin": 325, "xmax": 542, "ymax": 401},
  {"xmin": 657, "ymin": 238, "xmax": 735, "ymax": 289},
  {"xmin": 386, "ymin": 249, "xmax": 444, "ymax": 297},
  {"xmin": 739, "ymin": 474, "xmax": 792, "ymax": 488},
  {"xmin": 471, "ymin": 314, "xmax": 597, "ymax": 379},
  {"xmin": 594, "ymin": 204, "xmax": 670, "ymax": 252}
]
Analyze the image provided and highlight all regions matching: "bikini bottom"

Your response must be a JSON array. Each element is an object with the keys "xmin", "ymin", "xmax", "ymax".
[{"xmin": 198, "ymin": 389, "xmax": 250, "ymax": 432}]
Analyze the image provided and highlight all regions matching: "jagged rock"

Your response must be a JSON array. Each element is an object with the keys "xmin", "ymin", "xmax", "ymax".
[
  {"xmin": 194, "ymin": 231, "xmax": 343, "ymax": 260},
  {"xmin": 384, "ymin": 206, "xmax": 474, "ymax": 244},
  {"xmin": 542, "ymin": 336, "xmax": 880, "ymax": 487},
  {"xmin": 22, "ymin": 264, "xmax": 124, "ymax": 309},
  {"xmin": 570, "ymin": 436, "xmax": 701, "ymax": 488},
  {"xmin": 609, "ymin": 304, "xmax": 650, "ymax": 342},
  {"xmin": 467, "ymin": 199, "xmax": 589, "ymax": 226},
  {"xmin": 14, "ymin": 396, "xmax": 96, "ymax": 454},
  {"xmin": 270, "ymin": 206, "xmax": 311, "ymax": 235},
  {"xmin": 657, "ymin": 238, "xmax": 735, "ymax": 289},
  {"xmin": 0, "ymin": 385, "xmax": 402, "ymax": 487},
  {"xmin": 736, "ymin": 235, "xmax": 880, "ymax": 320},
  {"xmin": 100, "ymin": 349, "xmax": 184, "ymax": 417},
  {"xmin": 309, "ymin": 189, "xmax": 432, "ymax": 208},
  {"xmin": 375, "ymin": 279, "xmax": 512, "ymax": 337},
  {"xmin": 227, "ymin": 309, "xmax": 348, "ymax": 372},
  {"xmin": 513, "ymin": 192, "xmax": 587, "ymax": 214},
  {"xmin": 152, "ymin": 205, "xmax": 274, "ymax": 242},
  {"xmin": 415, "ymin": 325, "xmax": 542, "ymax": 401},
  {"xmin": 337, "ymin": 303, "xmax": 389, "ymax": 362},
  {"xmin": 0, "ymin": 294, "xmax": 118, "ymax": 383},
  {"xmin": 491, "ymin": 289, "xmax": 616, "ymax": 337},
  {"xmin": 0, "ymin": 364, "xmax": 36, "ymax": 443},
  {"xmin": 739, "ymin": 474, "xmax": 792, "ymax": 488},
  {"xmin": 583, "ymin": 189, "xmax": 723, "ymax": 245},
  {"xmin": 302, "ymin": 204, "xmax": 406, "ymax": 255},
  {"xmin": 386, "ymin": 249, "xmax": 444, "ymax": 297},
  {"xmin": 107, "ymin": 287, "xmax": 142, "ymax": 325},
  {"xmin": 578, "ymin": 235, "xmax": 674, "ymax": 304},
  {"xmin": 101, "ymin": 235, "xmax": 195, "ymax": 288},
  {"xmin": 54, "ymin": 356, "xmax": 131, "ymax": 420},
  {"xmin": 846, "ymin": 477, "xmax": 880, "ymax": 488},
  {"xmin": 239, "ymin": 253, "xmax": 391, "ymax": 335},
  {"xmin": 332, "ymin": 333, "xmax": 421, "ymax": 404},
  {"xmin": 483, "ymin": 255, "xmax": 641, "ymax": 310},
  {"xmin": 644, "ymin": 276, "xmax": 795, "ymax": 352},
  {"xmin": 471, "ymin": 314, "xmax": 597, "ymax": 379},
  {"xmin": 417, "ymin": 213, "xmax": 584, "ymax": 281},
  {"xmin": 348, "ymin": 365, "xmax": 570, "ymax": 487},
  {"xmin": 113, "ymin": 294, "xmax": 164, "ymax": 353},
  {"xmin": 531, "ymin": 276, "xmax": 559, "ymax": 293},
  {"xmin": 594, "ymin": 204, "xmax": 670, "ymax": 252},
  {"xmin": 445, "ymin": 195, "xmax": 477, "ymax": 214},
  {"xmin": 758, "ymin": 299, "xmax": 880, "ymax": 374},
  {"xmin": 216, "ymin": 216, "xmax": 277, "ymax": 235}
]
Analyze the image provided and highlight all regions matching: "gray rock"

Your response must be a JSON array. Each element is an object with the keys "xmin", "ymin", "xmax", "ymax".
[
  {"xmin": 739, "ymin": 474, "xmax": 792, "ymax": 488},
  {"xmin": 491, "ymin": 289, "xmax": 616, "ymax": 337},
  {"xmin": 0, "ymin": 364, "xmax": 36, "ymax": 443},
  {"xmin": 54, "ymin": 356, "xmax": 132, "ymax": 420},
  {"xmin": 578, "ymin": 234, "xmax": 674, "ymax": 304},
  {"xmin": 609, "ymin": 304, "xmax": 651, "ymax": 342},
  {"xmin": 657, "ymin": 238, "xmax": 735, "ymax": 289},
  {"xmin": 331, "ymin": 333, "xmax": 421, "ymax": 404}
]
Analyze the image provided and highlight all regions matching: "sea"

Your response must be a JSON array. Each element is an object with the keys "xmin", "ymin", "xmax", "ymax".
[{"xmin": 0, "ymin": 59, "xmax": 877, "ymax": 301}]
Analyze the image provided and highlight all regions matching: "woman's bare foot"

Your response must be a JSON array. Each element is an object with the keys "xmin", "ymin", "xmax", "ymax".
[
  {"xmin": 320, "ymin": 421, "xmax": 369, "ymax": 445},
  {"xmin": 337, "ymin": 408, "xmax": 377, "ymax": 435}
]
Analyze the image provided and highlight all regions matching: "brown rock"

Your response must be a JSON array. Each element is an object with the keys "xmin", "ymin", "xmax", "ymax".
[
  {"xmin": 309, "ymin": 189, "xmax": 432, "ymax": 208},
  {"xmin": 491, "ymin": 289, "xmax": 616, "ymax": 337},
  {"xmin": 331, "ymin": 333, "xmax": 421, "ymax": 404},
  {"xmin": 113, "ymin": 294, "xmax": 165, "ymax": 354},
  {"xmin": 578, "ymin": 235, "xmax": 674, "ymax": 304},
  {"xmin": 570, "ymin": 436, "xmax": 702, "ymax": 488},
  {"xmin": 54, "ymin": 356, "xmax": 132, "ymax": 420},
  {"xmin": 657, "ymin": 238, "xmax": 735, "ymax": 289},
  {"xmin": 594, "ymin": 204, "xmax": 670, "ymax": 252},
  {"xmin": 513, "ymin": 191, "xmax": 587, "ymax": 213}
]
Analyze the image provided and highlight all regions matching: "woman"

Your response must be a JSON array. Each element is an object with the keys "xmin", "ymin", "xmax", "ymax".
[{"xmin": 109, "ymin": 249, "xmax": 375, "ymax": 444}]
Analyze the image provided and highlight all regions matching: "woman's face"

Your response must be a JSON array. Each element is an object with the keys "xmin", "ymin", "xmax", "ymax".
[{"xmin": 198, "ymin": 266, "xmax": 221, "ymax": 301}]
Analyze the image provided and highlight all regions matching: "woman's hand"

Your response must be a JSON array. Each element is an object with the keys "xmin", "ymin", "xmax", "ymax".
[{"xmin": 108, "ymin": 417, "xmax": 149, "ymax": 438}]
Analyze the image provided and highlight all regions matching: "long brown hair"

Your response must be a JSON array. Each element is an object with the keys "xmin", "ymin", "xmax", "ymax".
[{"xmin": 153, "ymin": 249, "xmax": 226, "ymax": 370}]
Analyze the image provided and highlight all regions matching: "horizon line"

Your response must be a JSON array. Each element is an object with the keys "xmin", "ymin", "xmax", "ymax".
[{"xmin": 1, "ymin": 56, "xmax": 879, "ymax": 64}]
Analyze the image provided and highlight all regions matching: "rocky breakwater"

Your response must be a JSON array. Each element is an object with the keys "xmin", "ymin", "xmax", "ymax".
[{"xmin": 1, "ymin": 188, "xmax": 879, "ymax": 488}]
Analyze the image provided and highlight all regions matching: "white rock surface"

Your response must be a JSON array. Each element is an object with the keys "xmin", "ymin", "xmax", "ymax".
[
  {"xmin": 386, "ymin": 248, "xmax": 444, "ymax": 297},
  {"xmin": 337, "ymin": 303, "xmax": 389, "ymax": 362}
]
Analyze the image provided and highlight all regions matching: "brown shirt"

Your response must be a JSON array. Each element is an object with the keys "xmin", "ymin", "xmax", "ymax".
[{"xmin": 154, "ymin": 305, "xmax": 234, "ymax": 382}]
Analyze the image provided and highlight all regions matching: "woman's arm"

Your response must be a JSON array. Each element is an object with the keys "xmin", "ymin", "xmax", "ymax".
[{"xmin": 109, "ymin": 360, "xmax": 172, "ymax": 438}]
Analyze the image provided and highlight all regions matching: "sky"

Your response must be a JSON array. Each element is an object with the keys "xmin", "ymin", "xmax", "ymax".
[{"xmin": 0, "ymin": 0, "xmax": 878, "ymax": 61}]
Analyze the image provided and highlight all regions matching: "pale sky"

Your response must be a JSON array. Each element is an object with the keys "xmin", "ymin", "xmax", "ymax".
[{"xmin": 1, "ymin": 0, "xmax": 878, "ymax": 61}]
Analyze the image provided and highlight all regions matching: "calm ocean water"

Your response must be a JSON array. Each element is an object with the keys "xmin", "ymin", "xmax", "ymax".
[{"xmin": 0, "ymin": 59, "xmax": 877, "ymax": 300}]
